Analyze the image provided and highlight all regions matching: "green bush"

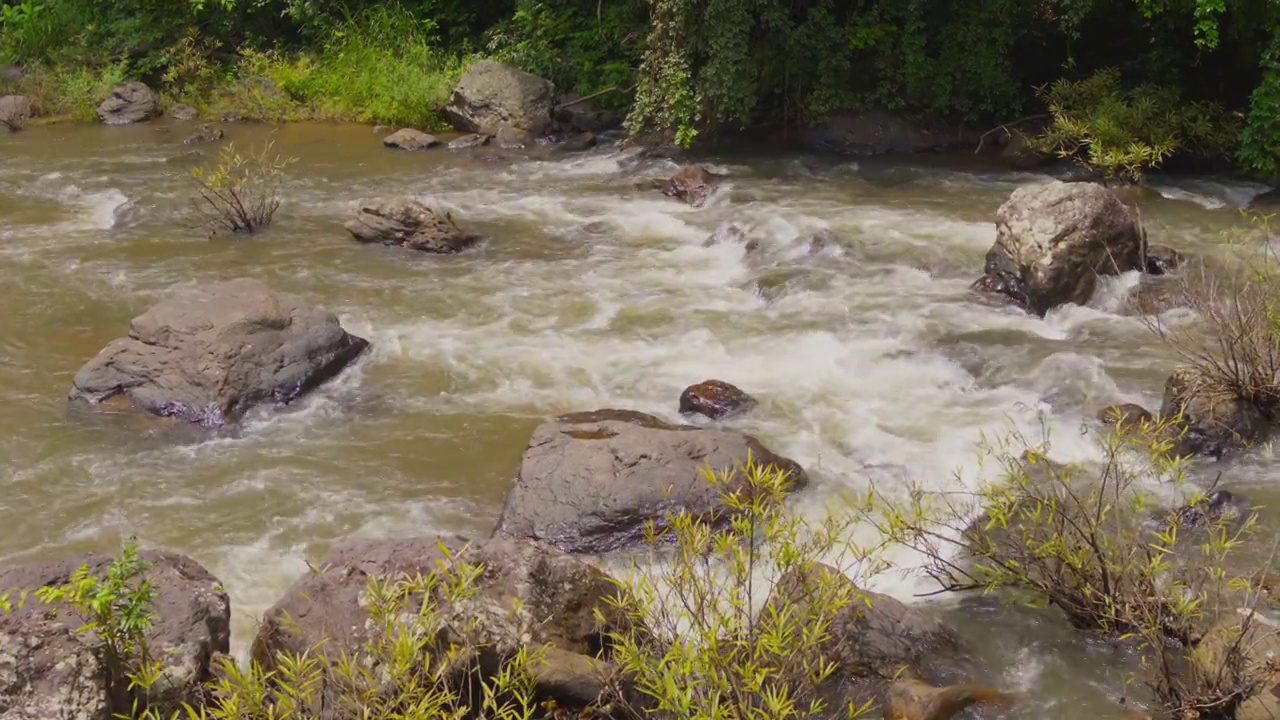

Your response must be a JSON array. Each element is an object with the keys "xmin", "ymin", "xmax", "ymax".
[
  {"xmin": 1032, "ymin": 67, "xmax": 1239, "ymax": 182},
  {"xmin": 190, "ymin": 141, "xmax": 294, "ymax": 236}
]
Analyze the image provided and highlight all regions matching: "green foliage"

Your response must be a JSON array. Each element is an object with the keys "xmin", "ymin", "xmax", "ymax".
[
  {"xmin": 867, "ymin": 416, "xmax": 1274, "ymax": 719},
  {"xmin": 1239, "ymin": 29, "xmax": 1280, "ymax": 178},
  {"xmin": 603, "ymin": 454, "xmax": 879, "ymax": 720},
  {"xmin": 1033, "ymin": 68, "xmax": 1239, "ymax": 182},
  {"xmin": 190, "ymin": 141, "xmax": 294, "ymax": 236}
]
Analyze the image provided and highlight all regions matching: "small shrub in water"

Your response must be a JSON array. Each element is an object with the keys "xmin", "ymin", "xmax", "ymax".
[
  {"xmin": 602, "ymin": 453, "xmax": 880, "ymax": 720},
  {"xmin": 190, "ymin": 140, "xmax": 294, "ymax": 236}
]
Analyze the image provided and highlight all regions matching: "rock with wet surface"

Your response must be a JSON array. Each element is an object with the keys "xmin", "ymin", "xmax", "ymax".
[
  {"xmin": 448, "ymin": 133, "xmax": 490, "ymax": 150},
  {"xmin": 0, "ymin": 550, "xmax": 230, "ymax": 719},
  {"xmin": 68, "ymin": 278, "xmax": 370, "ymax": 426},
  {"xmin": 883, "ymin": 677, "xmax": 1012, "ymax": 720},
  {"xmin": 663, "ymin": 165, "xmax": 717, "ymax": 207},
  {"xmin": 556, "ymin": 131, "xmax": 597, "ymax": 152},
  {"xmin": 382, "ymin": 128, "xmax": 440, "ymax": 150},
  {"xmin": 96, "ymin": 81, "xmax": 161, "ymax": 125},
  {"xmin": 1173, "ymin": 489, "xmax": 1250, "ymax": 531},
  {"xmin": 1192, "ymin": 611, "xmax": 1280, "ymax": 720},
  {"xmin": 0, "ymin": 94, "xmax": 34, "ymax": 130},
  {"xmin": 1160, "ymin": 366, "xmax": 1268, "ymax": 458},
  {"xmin": 253, "ymin": 536, "xmax": 630, "ymax": 716},
  {"xmin": 1144, "ymin": 244, "xmax": 1184, "ymax": 275},
  {"xmin": 974, "ymin": 181, "xmax": 1146, "ymax": 316},
  {"xmin": 169, "ymin": 103, "xmax": 198, "ymax": 121},
  {"xmin": 494, "ymin": 122, "xmax": 529, "ymax": 149},
  {"xmin": 1096, "ymin": 403, "xmax": 1153, "ymax": 428},
  {"xmin": 182, "ymin": 123, "xmax": 224, "ymax": 145},
  {"xmin": 493, "ymin": 409, "xmax": 808, "ymax": 554},
  {"xmin": 679, "ymin": 380, "xmax": 758, "ymax": 420},
  {"xmin": 345, "ymin": 197, "xmax": 482, "ymax": 254},
  {"xmin": 443, "ymin": 59, "xmax": 555, "ymax": 136}
]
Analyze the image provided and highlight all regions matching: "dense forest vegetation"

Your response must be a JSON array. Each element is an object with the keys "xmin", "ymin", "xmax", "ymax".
[{"xmin": 1, "ymin": 0, "xmax": 1279, "ymax": 177}]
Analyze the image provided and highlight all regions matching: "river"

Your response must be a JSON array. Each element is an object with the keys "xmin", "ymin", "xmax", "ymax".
[{"xmin": 1, "ymin": 120, "xmax": 1276, "ymax": 718}]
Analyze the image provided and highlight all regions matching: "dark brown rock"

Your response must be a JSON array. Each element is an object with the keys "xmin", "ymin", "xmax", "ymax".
[
  {"xmin": 679, "ymin": 380, "xmax": 757, "ymax": 420},
  {"xmin": 96, "ymin": 82, "xmax": 160, "ymax": 125},
  {"xmin": 663, "ymin": 165, "xmax": 717, "ymax": 207},
  {"xmin": 252, "ymin": 536, "xmax": 628, "ymax": 716},
  {"xmin": 556, "ymin": 131, "xmax": 597, "ymax": 152},
  {"xmin": 382, "ymin": 128, "xmax": 440, "ymax": 150},
  {"xmin": 1144, "ymin": 245, "xmax": 1184, "ymax": 275},
  {"xmin": 1096, "ymin": 403, "xmax": 1153, "ymax": 429},
  {"xmin": 974, "ymin": 181, "xmax": 1146, "ymax": 316},
  {"xmin": 883, "ymin": 677, "xmax": 1012, "ymax": 720},
  {"xmin": 0, "ymin": 550, "xmax": 230, "ymax": 719},
  {"xmin": 493, "ymin": 409, "xmax": 808, "ymax": 554},
  {"xmin": 68, "ymin": 278, "xmax": 369, "ymax": 426},
  {"xmin": 345, "ymin": 197, "xmax": 482, "ymax": 254},
  {"xmin": 447, "ymin": 133, "xmax": 490, "ymax": 150},
  {"xmin": 1160, "ymin": 367, "xmax": 1269, "ymax": 459},
  {"xmin": 1122, "ymin": 277, "xmax": 1184, "ymax": 316}
]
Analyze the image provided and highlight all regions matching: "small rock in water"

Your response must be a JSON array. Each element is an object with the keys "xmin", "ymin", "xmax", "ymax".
[
  {"xmin": 1174, "ymin": 488, "xmax": 1249, "ymax": 530},
  {"xmin": 679, "ymin": 380, "xmax": 758, "ymax": 420},
  {"xmin": 556, "ymin": 132, "xmax": 597, "ymax": 152},
  {"xmin": 97, "ymin": 81, "xmax": 161, "ymax": 125},
  {"xmin": 1144, "ymin": 244, "xmax": 1184, "ymax": 275},
  {"xmin": 0, "ymin": 94, "xmax": 35, "ymax": 129},
  {"xmin": 1096, "ymin": 403, "xmax": 1153, "ymax": 428},
  {"xmin": 663, "ymin": 164, "xmax": 717, "ymax": 207},
  {"xmin": 182, "ymin": 123, "xmax": 224, "ymax": 145},
  {"xmin": 169, "ymin": 103, "xmax": 198, "ymax": 121},
  {"xmin": 371, "ymin": 124, "xmax": 393, "ymax": 134},
  {"xmin": 883, "ymin": 677, "xmax": 1013, "ymax": 720},
  {"xmin": 495, "ymin": 122, "xmax": 529, "ymax": 149},
  {"xmin": 345, "ymin": 196, "xmax": 482, "ymax": 254},
  {"xmin": 382, "ymin": 128, "xmax": 440, "ymax": 150},
  {"xmin": 448, "ymin": 133, "xmax": 490, "ymax": 150}
]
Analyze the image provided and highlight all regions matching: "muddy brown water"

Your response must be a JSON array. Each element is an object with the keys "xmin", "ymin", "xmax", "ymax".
[{"xmin": 2, "ymin": 119, "xmax": 1278, "ymax": 718}]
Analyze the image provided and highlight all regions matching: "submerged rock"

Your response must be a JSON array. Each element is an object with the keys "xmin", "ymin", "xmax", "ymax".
[
  {"xmin": 69, "ymin": 278, "xmax": 369, "ymax": 426},
  {"xmin": 382, "ymin": 128, "xmax": 440, "ymax": 150},
  {"xmin": 1173, "ymin": 488, "xmax": 1251, "ymax": 531},
  {"xmin": 253, "ymin": 536, "xmax": 630, "ymax": 715},
  {"xmin": 0, "ymin": 94, "xmax": 35, "ymax": 129},
  {"xmin": 443, "ymin": 59, "xmax": 555, "ymax": 136},
  {"xmin": 883, "ymin": 678, "xmax": 1013, "ymax": 720},
  {"xmin": 663, "ymin": 165, "xmax": 717, "ymax": 207},
  {"xmin": 0, "ymin": 550, "xmax": 230, "ymax": 719},
  {"xmin": 345, "ymin": 197, "xmax": 482, "ymax": 253},
  {"xmin": 169, "ymin": 103, "xmax": 198, "ymax": 121},
  {"xmin": 973, "ymin": 181, "xmax": 1146, "ymax": 316},
  {"xmin": 1160, "ymin": 367, "xmax": 1268, "ymax": 459},
  {"xmin": 96, "ymin": 81, "xmax": 161, "ymax": 125},
  {"xmin": 679, "ymin": 379, "xmax": 758, "ymax": 420},
  {"xmin": 447, "ymin": 132, "xmax": 490, "ymax": 150},
  {"xmin": 182, "ymin": 123, "xmax": 224, "ymax": 145},
  {"xmin": 493, "ymin": 409, "xmax": 808, "ymax": 554}
]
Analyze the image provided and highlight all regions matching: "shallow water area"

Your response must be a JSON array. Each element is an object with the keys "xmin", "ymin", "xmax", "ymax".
[{"xmin": 1, "ymin": 119, "xmax": 1274, "ymax": 718}]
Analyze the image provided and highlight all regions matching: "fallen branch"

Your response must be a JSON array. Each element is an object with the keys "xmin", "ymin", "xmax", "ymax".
[
  {"xmin": 974, "ymin": 113, "xmax": 1050, "ymax": 154},
  {"xmin": 555, "ymin": 84, "xmax": 637, "ymax": 110}
]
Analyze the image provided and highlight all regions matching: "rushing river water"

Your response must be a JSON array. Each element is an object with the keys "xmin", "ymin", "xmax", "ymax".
[{"xmin": 3, "ymin": 120, "xmax": 1279, "ymax": 718}]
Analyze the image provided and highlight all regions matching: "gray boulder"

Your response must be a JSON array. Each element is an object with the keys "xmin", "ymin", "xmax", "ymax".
[
  {"xmin": 0, "ymin": 95, "xmax": 34, "ymax": 130},
  {"xmin": 973, "ymin": 181, "xmax": 1146, "ymax": 316},
  {"xmin": 382, "ymin": 128, "xmax": 440, "ymax": 150},
  {"xmin": 443, "ymin": 59, "xmax": 554, "ymax": 136},
  {"xmin": 493, "ymin": 409, "xmax": 808, "ymax": 554},
  {"xmin": 447, "ymin": 133, "xmax": 490, "ymax": 150},
  {"xmin": 169, "ymin": 103, "xmax": 198, "ymax": 121},
  {"xmin": 96, "ymin": 82, "xmax": 161, "ymax": 125},
  {"xmin": 345, "ymin": 197, "xmax": 482, "ymax": 254},
  {"xmin": 252, "ymin": 536, "xmax": 630, "ymax": 716},
  {"xmin": 0, "ymin": 550, "xmax": 230, "ymax": 720},
  {"xmin": 68, "ymin": 278, "xmax": 369, "ymax": 426},
  {"xmin": 494, "ymin": 122, "xmax": 528, "ymax": 149}
]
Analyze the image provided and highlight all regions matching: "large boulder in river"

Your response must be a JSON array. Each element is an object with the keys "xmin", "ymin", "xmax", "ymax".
[
  {"xmin": 663, "ymin": 165, "xmax": 717, "ymax": 207},
  {"xmin": 96, "ymin": 81, "xmax": 161, "ymax": 125},
  {"xmin": 252, "ymin": 536, "xmax": 629, "ymax": 715},
  {"xmin": 1160, "ymin": 367, "xmax": 1268, "ymax": 459},
  {"xmin": 68, "ymin": 278, "xmax": 369, "ymax": 426},
  {"xmin": 345, "ymin": 197, "xmax": 482, "ymax": 253},
  {"xmin": 443, "ymin": 59, "xmax": 555, "ymax": 137},
  {"xmin": 0, "ymin": 94, "xmax": 34, "ymax": 130},
  {"xmin": 973, "ymin": 181, "xmax": 1146, "ymax": 316},
  {"xmin": 493, "ymin": 409, "xmax": 808, "ymax": 554},
  {"xmin": 382, "ymin": 128, "xmax": 440, "ymax": 150},
  {"xmin": 0, "ymin": 550, "xmax": 230, "ymax": 719}
]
